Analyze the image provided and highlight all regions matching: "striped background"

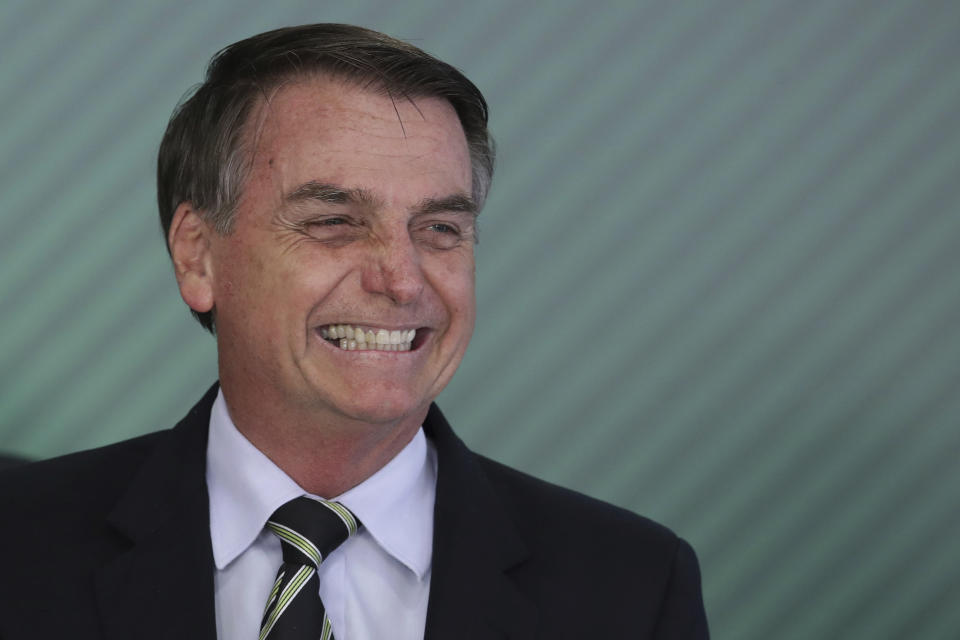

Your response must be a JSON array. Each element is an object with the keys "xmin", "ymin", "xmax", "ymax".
[{"xmin": 1, "ymin": 1, "xmax": 958, "ymax": 638}]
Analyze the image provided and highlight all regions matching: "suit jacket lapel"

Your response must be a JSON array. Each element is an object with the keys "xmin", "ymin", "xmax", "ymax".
[
  {"xmin": 423, "ymin": 405, "xmax": 538, "ymax": 640},
  {"xmin": 95, "ymin": 385, "xmax": 219, "ymax": 640}
]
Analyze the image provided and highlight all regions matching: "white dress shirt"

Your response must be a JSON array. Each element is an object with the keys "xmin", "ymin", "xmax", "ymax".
[{"xmin": 206, "ymin": 390, "xmax": 437, "ymax": 640}]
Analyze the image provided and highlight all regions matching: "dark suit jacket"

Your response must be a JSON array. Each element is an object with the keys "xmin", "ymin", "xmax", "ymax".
[{"xmin": 0, "ymin": 385, "xmax": 708, "ymax": 639}]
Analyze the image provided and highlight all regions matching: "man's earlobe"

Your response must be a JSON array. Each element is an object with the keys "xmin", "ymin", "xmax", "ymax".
[{"xmin": 168, "ymin": 203, "xmax": 215, "ymax": 313}]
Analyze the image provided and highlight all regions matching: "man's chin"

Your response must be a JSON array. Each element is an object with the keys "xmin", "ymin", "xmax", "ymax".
[{"xmin": 321, "ymin": 391, "xmax": 433, "ymax": 429}]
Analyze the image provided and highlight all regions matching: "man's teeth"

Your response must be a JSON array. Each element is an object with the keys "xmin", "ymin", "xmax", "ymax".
[{"xmin": 319, "ymin": 325, "xmax": 417, "ymax": 351}]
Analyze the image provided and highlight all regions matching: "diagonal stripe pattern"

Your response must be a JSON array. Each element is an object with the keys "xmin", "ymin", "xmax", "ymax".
[{"xmin": 259, "ymin": 497, "xmax": 361, "ymax": 640}]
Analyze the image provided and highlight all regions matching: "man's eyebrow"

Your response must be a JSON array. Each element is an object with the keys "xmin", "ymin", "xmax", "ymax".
[
  {"xmin": 286, "ymin": 181, "xmax": 476, "ymax": 217},
  {"xmin": 285, "ymin": 181, "xmax": 379, "ymax": 207},
  {"xmin": 416, "ymin": 193, "xmax": 478, "ymax": 217}
]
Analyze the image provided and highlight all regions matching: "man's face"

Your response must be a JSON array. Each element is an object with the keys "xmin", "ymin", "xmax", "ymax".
[{"xmin": 206, "ymin": 77, "xmax": 476, "ymax": 428}]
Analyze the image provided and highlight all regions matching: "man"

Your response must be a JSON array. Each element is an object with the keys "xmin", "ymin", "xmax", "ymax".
[{"xmin": 0, "ymin": 24, "xmax": 708, "ymax": 639}]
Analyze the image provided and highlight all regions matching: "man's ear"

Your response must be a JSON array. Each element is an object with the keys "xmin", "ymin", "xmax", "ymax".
[{"xmin": 168, "ymin": 203, "xmax": 215, "ymax": 314}]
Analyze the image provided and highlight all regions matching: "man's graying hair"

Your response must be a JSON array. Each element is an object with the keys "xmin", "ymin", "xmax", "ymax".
[{"xmin": 157, "ymin": 23, "xmax": 495, "ymax": 333}]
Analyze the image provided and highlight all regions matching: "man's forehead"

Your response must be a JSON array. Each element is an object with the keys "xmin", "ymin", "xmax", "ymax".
[
  {"xmin": 234, "ymin": 75, "xmax": 473, "ymax": 214},
  {"xmin": 249, "ymin": 75, "xmax": 465, "ymax": 143}
]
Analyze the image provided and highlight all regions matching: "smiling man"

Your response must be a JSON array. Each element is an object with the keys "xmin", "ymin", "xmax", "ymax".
[
  {"xmin": 171, "ymin": 78, "xmax": 478, "ymax": 499},
  {"xmin": 0, "ymin": 24, "xmax": 708, "ymax": 640}
]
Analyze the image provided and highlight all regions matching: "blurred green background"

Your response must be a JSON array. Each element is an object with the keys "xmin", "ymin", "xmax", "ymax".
[{"xmin": 1, "ymin": 1, "xmax": 958, "ymax": 638}]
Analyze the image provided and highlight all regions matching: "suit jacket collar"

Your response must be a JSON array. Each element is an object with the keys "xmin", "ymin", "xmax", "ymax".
[
  {"xmin": 422, "ymin": 404, "xmax": 537, "ymax": 640},
  {"xmin": 94, "ymin": 387, "xmax": 536, "ymax": 639},
  {"xmin": 95, "ymin": 384, "xmax": 219, "ymax": 640}
]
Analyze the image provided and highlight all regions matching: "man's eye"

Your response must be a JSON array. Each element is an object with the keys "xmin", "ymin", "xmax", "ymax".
[
  {"xmin": 416, "ymin": 221, "xmax": 470, "ymax": 250},
  {"xmin": 304, "ymin": 217, "xmax": 358, "ymax": 234},
  {"xmin": 312, "ymin": 217, "xmax": 348, "ymax": 227},
  {"xmin": 299, "ymin": 217, "xmax": 364, "ymax": 245}
]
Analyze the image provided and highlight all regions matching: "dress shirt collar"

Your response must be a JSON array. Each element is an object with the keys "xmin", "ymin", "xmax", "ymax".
[{"xmin": 206, "ymin": 389, "xmax": 435, "ymax": 579}]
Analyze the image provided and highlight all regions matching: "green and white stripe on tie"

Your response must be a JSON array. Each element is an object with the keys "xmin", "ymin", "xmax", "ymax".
[{"xmin": 259, "ymin": 497, "xmax": 361, "ymax": 640}]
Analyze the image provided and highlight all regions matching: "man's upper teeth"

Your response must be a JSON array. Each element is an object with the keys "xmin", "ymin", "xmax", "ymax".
[{"xmin": 320, "ymin": 325, "xmax": 416, "ymax": 346}]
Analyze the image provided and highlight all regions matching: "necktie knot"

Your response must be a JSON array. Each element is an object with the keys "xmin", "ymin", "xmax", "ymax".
[{"xmin": 266, "ymin": 496, "xmax": 361, "ymax": 568}]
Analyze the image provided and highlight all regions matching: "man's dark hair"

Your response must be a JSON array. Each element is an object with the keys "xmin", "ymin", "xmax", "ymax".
[{"xmin": 157, "ymin": 23, "xmax": 495, "ymax": 333}]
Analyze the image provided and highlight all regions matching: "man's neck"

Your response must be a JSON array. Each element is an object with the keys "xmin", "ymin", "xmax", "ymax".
[{"xmin": 218, "ymin": 384, "xmax": 426, "ymax": 498}]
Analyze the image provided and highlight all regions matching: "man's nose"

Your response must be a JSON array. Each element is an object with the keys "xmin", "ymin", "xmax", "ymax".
[{"xmin": 360, "ymin": 232, "xmax": 425, "ymax": 305}]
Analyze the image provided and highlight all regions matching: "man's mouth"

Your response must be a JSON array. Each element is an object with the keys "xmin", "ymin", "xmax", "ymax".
[{"xmin": 319, "ymin": 324, "xmax": 418, "ymax": 351}]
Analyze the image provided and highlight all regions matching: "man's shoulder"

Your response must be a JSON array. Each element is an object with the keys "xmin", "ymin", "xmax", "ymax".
[
  {"xmin": 0, "ymin": 394, "xmax": 216, "ymax": 639},
  {"xmin": 426, "ymin": 403, "xmax": 686, "ymax": 559},
  {"xmin": 474, "ymin": 452, "xmax": 684, "ymax": 556},
  {"xmin": 0, "ymin": 428, "xmax": 182, "ymax": 621},
  {"xmin": 466, "ymin": 452, "xmax": 708, "ymax": 637},
  {"xmin": 0, "ymin": 384, "xmax": 216, "ymax": 516},
  {"xmin": 0, "ymin": 429, "xmax": 172, "ymax": 515}
]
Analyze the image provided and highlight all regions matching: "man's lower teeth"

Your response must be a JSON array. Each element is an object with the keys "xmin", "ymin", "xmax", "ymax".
[{"xmin": 335, "ymin": 339, "xmax": 412, "ymax": 351}]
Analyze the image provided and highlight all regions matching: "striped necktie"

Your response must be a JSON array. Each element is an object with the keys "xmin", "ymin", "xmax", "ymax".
[{"xmin": 259, "ymin": 496, "xmax": 361, "ymax": 640}]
